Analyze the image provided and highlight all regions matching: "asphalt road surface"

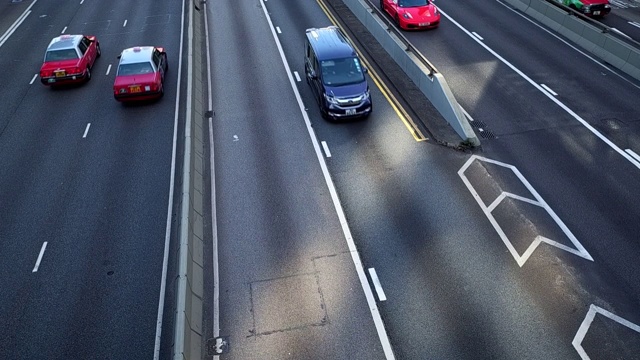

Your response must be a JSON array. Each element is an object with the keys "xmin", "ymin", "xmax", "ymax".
[{"xmin": 0, "ymin": 1, "xmax": 183, "ymax": 359}]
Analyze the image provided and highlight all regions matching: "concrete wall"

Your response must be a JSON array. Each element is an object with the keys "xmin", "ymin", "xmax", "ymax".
[
  {"xmin": 173, "ymin": 1, "xmax": 206, "ymax": 359},
  {"xmin": 342, "ymin": 0, "xmax": 479, "ymax": 145}
]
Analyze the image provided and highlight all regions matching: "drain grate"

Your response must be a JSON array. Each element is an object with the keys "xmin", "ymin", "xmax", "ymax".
[{"xmin": 478, "ymin": 129, "xmax": 496, "ymax": 139}]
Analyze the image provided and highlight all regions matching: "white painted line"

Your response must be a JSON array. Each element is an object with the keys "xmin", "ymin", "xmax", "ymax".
[
  {"xmin": 628, "ymin": 21, "xmax": 640, "ymax": 29},
  {"xmin": 368, "ymin": 268, "xmax": 387, "ymax": 301},
  {"xmin": 611, "ymin": 27, "xmax": 632, "ymax": 39},
  {"xmin": 573, "ymin": 304, "xmax": 640, "ymax": 359},
  {"xmin": 540, "ymin": 84, "xmax": 558, "ymax": 96},
  {"xmin": 625, "ymin": 149, "xmax": 640, "ymax": 165},
  {"xmin": 293, "ymin": 71, "xmax": 301, "ymax": 82},
  {"xmin": 61, "ymin": 26, "xmax": 67, "ymax": 34},
  {"xmin": 440, "ymin": 9, "xmax": 640, "ymax": 170},
  {"xmin": 80, "ymin": 0, "xmax": 84, "ymax": 4},
  {"xmin": 203, "ymin": 2, "xmax": 221, "ymax": 358},
  {"xmin": 460, "ymin": 106, "xmax": 474, "ymax": 121},
  {"xmin": 82, "ymin": 123, "xmax": 91, "ymax": 138},
  {"xmin": 276, "ymin": 26, "xmax": 281, "ymax": 34},
  {"xmin": 123, "ymin": 19, "xmax": 128, "ymax": 27},
  {"xmin": 0, "ymin": 0, "xmax": 37, "ymax": 49},
  {"xmin": 471, "ymin": 31, "xmax": 483, "ymax": 40},
  {"xmin": 495, "ymin": 0, "xmax": 640, "ymax": 90},
  {"xmin": 153, "ymin": 0, "xmax": 186, "ymax": 358},
  {"xmin": 260, "ymin": 2, "xmax": 395, "ymax": 358},
  {"xmin": 105, "ymin": 64, "xmax": 112, "ymax": 75},
  {"xmin": 29, "ymin": 73, "xmax": 38, "ymax": 84},
  {"xmin": 321, "ymin": 141, "xmax": 332, "ymax": 158},
  {"xmin": 458, "ymin": 155, "xmax": 593, "ymax": 267},
  {"xmin": 32, "ymin": 242, "xmax": 48, "ymax": 273}
]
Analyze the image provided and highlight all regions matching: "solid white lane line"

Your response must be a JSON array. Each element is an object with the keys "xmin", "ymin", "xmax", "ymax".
[
  {"xmin": 153, "ymin": 0, "xmax": 186, "ymax": 358},
  {"xmin": 540, "ymin": 84, "xmax": 558, "ymax": 96},
  {"xmin": 471, "ymin": 31, "xmax": 483, "ymax": 40},
  {"xmin": 321, "ymin": 141, "xmax": 332, "ymax": 158},
  {"xmin": 123, "ymin": 19, "xmax": 128, "ymax": 27},
  {"xmin": 293, "ymin": 71, "xmax": 301, "ymax": 82},
  {"xmin": 368, "ymin": 268, "xmax": 387, "ymax": 301},
  {"xmin": 260, "ymin": 2, "xmax": 396, "ymax": 358},
  {"xmin": 625, "ymin": 149, "xmax": 640, "ymax": 164},
  {"xmin": 0, "ymin": 0, "xmax": 37, "ymax": 49},
  {"xmin": 495, "ymin": 0, "xmax": 640, "ymax": 89},
  {"xmin": 82, "ymin": 123, "xmax": 91, "ymax": 138},
  {"xmin": 629, "ymin": 21, "xmax": 640, "ymax": 29},
  {"xmin": 276, "ymin": 26, "xmax": 281, "ymax": 34},
  {"xmin": 29, "ymin": 74, "xmax": 38, "ymax": 84},
  {"xmin": 61, "ymin": 26, "xmax": 67, "ymax": 34},
  {"xmin": 203, "ymin": 2, "xmax": 221, "ymax": 357},
  {"xmin": 32, "ymin": 242, "xmax": 48, "ymax": 273},
  {"xmin": 106, "ymin": 64, "xmax": 112, "ymax": 75},
  {"xmin": 460, "ymin": 106, "xmax": 474, "ymax": 121},
  {"xmin": 439, "ymin": 9, "xmax": 640, "ymax": 170},
  {"xmin": 80, "ymin": 0, "xmax": 84, "ymax": 4}
]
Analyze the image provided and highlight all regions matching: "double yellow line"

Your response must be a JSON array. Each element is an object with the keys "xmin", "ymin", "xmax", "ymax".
[{"xmin": 315, "ymin": 0, "xmax": 427, "ymax": 142}]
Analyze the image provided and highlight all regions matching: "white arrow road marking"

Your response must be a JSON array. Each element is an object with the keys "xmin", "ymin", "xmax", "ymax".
[
  {"xmin": 573, "ymin": 304, "xmax": 640, "ymax": 359},
  {"xmin": 458, "ymin": 155, "xmax": 593, "ymax": 267}
]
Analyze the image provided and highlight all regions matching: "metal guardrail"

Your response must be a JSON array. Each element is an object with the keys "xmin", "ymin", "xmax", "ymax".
[
  {"xmin": 363, "ymin": 0, "xmax": 438, "ymax": 76},
  {"xmin": 544, "ymin": 0, "xmax": 640, "ymax": 48}
]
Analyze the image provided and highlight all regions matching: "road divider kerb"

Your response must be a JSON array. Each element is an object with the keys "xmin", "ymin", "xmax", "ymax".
[{"xmin": 173, "ymin": 0, "xmax": 206, "ymax": 359}]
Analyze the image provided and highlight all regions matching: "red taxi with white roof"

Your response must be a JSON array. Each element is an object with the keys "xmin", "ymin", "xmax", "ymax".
[
  {"xmin": 40, "ymin": 34, "xmax": 101, "ymax": 86},
  {"xmin": 113, "ymin": 46, "xmax": 168, "ymax": 102}
]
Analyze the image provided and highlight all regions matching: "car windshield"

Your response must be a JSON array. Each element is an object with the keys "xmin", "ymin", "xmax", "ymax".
[
  {"xmin": 117, "ymin": 62, "xmax": 155, "ymax": 76},
  {"xmin": 398, "ymin": 0, "xmax": 429, "ymax": 7},
  {"xmin": 321, "ymin": 57, "xmax": 365, "ymax": 86},
  {"xmin": 44, "ymin": 49, "xmax": 79, "ymax": 61}
]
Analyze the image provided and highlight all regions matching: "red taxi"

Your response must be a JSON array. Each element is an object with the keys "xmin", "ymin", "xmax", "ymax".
[
  {"xmin": 113, "ymin": 46, "xmax": 168, "ymax": 102},
  {"xmin": 381, "ymin": 0, "xmax": 440, "ymax": 30},
  {"xmin": 40, "ymin": 35, "xmax": 101, "ymax": 86}
]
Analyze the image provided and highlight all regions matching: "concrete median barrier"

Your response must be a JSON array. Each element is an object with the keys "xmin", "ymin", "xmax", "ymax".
[{"xmin": 341, "ymin": 0, "xmax": 479, "ymax": 145}]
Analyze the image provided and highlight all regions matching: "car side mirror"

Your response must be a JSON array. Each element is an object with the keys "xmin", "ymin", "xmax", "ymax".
[
  {"xmin": 363, "ymin": 67, "xmax": 368, "ymax": 74},
  {"xmin": 309, "ymin": 70, "xmax": 317, "ymax": 79},
  {"xmin": 117, "ymin": 55, "xmax": 121, "ymax": 59}
]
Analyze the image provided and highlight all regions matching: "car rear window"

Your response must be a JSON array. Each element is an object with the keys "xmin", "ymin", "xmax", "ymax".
[
  {"xmin": 45, "ymin": 49, "xmax": 79, "ymax": 61},
  {"xmin": 117, "ymin": 62, "xmax": 155, "ymax": 76}
]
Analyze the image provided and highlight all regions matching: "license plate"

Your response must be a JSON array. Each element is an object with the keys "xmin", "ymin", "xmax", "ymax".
[
  {"xmin": 129, "ymin": 86, "xmax": 141, "ymax": 93},
  {"xmin": 48, "ymin": 79, "xmax": 56, "ymax": 83},
  {"xmin": 593, "ymin": 10, "xmax": 600, "ymax": 15},
  {"xmin": 419, "ymin": 22, "xmax": 430, "ymax": 27},
  {"xmin": 55, "ymin": 71, "xmax": 65, "ymax": 77},
  {"xmin": 346, "ymin": 108, "xmax": 356, "ymax": 116}
]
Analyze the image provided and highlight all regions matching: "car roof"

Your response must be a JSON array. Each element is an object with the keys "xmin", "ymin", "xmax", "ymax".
[
  {"xmin": 305, "ymin": 26, "xmax": 356, "ymax": 61},
  {"xmin": 47, "ymin": 35, "xmax": 83, "ymax": 51},
  {"xmin": 119, "ymin": 46, "xmax": 155, "ymax": 65}
]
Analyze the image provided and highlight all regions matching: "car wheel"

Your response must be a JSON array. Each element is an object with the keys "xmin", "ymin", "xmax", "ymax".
[
  {"xmin": 85, "ymin": 67, "xmax": 91, "ymax": 82},
  {"xmin": 160, "ymin": 84, "xmax": 165, "ymax": 98},
  {"xmin": 96, "ymin": 43, "xmax": 101, "ymax": 57},
  {"xmin": 380, "ymin": 0, "xmax": 383, "ymax": 10},
  {"xmin": 164, "ymin": 55, "xmax": 168, "ymax": 72}
]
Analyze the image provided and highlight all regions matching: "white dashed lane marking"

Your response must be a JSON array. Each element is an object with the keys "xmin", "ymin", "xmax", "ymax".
[
  {"xmin": 321, "ymin": 141, "xmax": 331, "ymax": 158},
  {"xmin": 32, "ymin": 242, "xmax": 48, "ymax": 273},
  {"xmin": 29, "ymin": 74, "xmax": 38, "ymax": 84}
]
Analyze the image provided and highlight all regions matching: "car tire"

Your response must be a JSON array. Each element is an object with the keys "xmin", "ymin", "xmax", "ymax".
[
  {"xmin": 380, "ymin": 0, "xmax": 383, "ymax": 10},
  {"xmin": 160, "ymin": 83, "xmax": 165, "ymax": 98},
  {"xmin": 97, "ymin": 43, "xmax": 101, "ymax": 57},
  {"xmin": 85, "ymin": 67, "xmax": 91, "ymax": 82},
  {"xmin": 164, "ymin": 54, "xmax": 168, "ymax": 73}
]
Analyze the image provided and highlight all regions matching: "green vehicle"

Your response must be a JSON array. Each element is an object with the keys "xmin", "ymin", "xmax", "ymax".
[{"xmin": 558, "ymin": 0, "xmax": 611, "ymax": 17}]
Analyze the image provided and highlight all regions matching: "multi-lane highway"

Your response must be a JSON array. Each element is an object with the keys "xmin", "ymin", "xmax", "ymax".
[
  {"xmin": 206, "ymin": 0, "xmax": 640, "ymax": 358},
  {"xmin": 1, "ymin": 0, "xmax": 639, "ymax": 359},
  {"xmin": 0, "ymin": 1, "xmax": 183, "ymax": 359}
]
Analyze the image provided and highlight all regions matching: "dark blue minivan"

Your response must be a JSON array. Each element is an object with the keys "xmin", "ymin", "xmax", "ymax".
[{"xmin": 304, "ymin": 26, "xmax": 372, "ymax": 120}]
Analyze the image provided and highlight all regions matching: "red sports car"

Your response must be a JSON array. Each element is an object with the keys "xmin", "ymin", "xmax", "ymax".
[
  {"xmin": 113, "ymin": 46, "xmax": 168, "ymax": 102},
  {"xmin": 40, "ymin": 34, "xmax": 101, "ymax": 86},
  {"xmin": 381, "ymin": 0, "xmax": 440, "ymax": 30}
]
